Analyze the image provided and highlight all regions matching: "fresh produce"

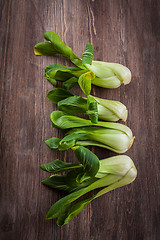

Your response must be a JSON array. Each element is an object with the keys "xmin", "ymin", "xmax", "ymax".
[
  {"xmin": 45, "ymin": 111, "xmax": 134, "ymax": 153},
  {"xmin": 34, "ymin": 32, "xmax": 136, "ymax": 227},
  {"xmin": 47, "ymin": 88, "xmax": 128, "ymax": 123},
  {"xmin": 34, "ymin": 32, "xmax": 131, "ymax": 93},
  {"xmin": 40, "ymin": 146, "xmax": 137, "ymax": 226}
]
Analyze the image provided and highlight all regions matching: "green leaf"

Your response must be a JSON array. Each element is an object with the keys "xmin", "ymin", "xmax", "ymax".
[
  {"xmin": 42, "ymin": 169, "xmax": 96, "ymax": 193},
  {"xmin": 72, "ymin": 146, "xmax": 99, "ymax": 183},
  {"xmin": 46, "ymin": 132, "xmax": 86, "ymax": 151},
  {"xmin": 91, "ymin": 95, "xmax": 128, "ymax": 122},
  {"xmin": 45, "ymin": 137, "xmax": 61, "ymax": 150},
  {"xmin": 46, "ymin": 202, "xmax": 71, "ymax": 220},
  {"xmin": 46, "ymin": 113, "xmax": 133, "ymax": 152},
  {"xmin": 40, "ymin": 159, "xmax": 81, "ymax": 173},
  {"xmin": 46, "ymin": 188, "xmax": 88, "ymax": 219},
  {"xmin": 44, "ymin": 32, "xmax": 85, "ymax": 68},
  {"xmin": 35, "ymin": 31, "xmax": 85, "ymax": 68},
  {"xmin": 50, "ymin": 111, "xmax": 91, "ymax": 129},
  {"xmin": 86, "ymin": 95, "xmax": 98, "ymax": 123},
  {"xmin": 34, "ymin": 42, "xmax": 57, "ymax": 56},
  {"xmin": 58, "ymin": 96, "xmax": 87, "ymax": 114},
  {"xmin": 45, "ymin": 76, "xmax": 57, "ymax": 87},
  {"xmin": 41, "ymin": 146, "xmax": 99, "ymax": 192},
  {"xmin": 58, "ymin": 133, "xmax": 88, "ymax": 150},
  {"xmin": 44, "ymin": 31, "xmax": 75, "ymax": 59},
  {"xmin": 78, "ymin": 71, "xmax": 95, "ymax": 95},
  {"xmin": 62, "ymin": 77, "xmax": 78, "ymax": 90},
  {"xmin": 45, "ymin": 63, "xmax": 79, "ymax": 74},
  {"xmin": 57, "ymin": 195, "xmax": 94, "ymax": 226},
  {"xmin": 45, "ymin": 63, "xmax": 80, "ymax": 82},
  {"xmin": 55, "ymin": 174, "xmax": 122, "ymax": 225},
  {"xmin": 46, "ymin": 88, "xmax": 73, "ymax": 103},
  {"xmin": 82, "ymin": 43, "xmax": 93, "ymax": 65},
  {"xmin": 45, "ymin": 172, "xmax": 118, "ymax": 220},
  {"xmin": 87, "ymin": 102, "xmax": 98, "ymax": 123}
]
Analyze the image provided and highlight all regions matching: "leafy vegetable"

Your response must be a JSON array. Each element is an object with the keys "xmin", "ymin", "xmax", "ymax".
[
  {"xmin": 41, "ymin": 155, "xmax": 137, "ymax": 226},
  {"xmin": 35, "ymin": 31, "xmax": 136, "ymax": 228},
  {"xmin": 34, "ymin": 31, "xmax": 132, "ymax": 90},
  {"xmin": 46, "ymin": 111, "xmax": 134, "ymax": 153},
  {"xmin": 47, "ymin": 88, "xmax": 128, "ymax": 122},
  {"xmin": 49, "ymin": 111, "xmax": 132, "ymax": 137}
]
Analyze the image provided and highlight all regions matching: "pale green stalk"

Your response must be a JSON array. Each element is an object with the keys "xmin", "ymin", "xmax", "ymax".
[
  {"xmin": 92, "ymin": 95, "xmax": 128, "ymax": 121},
  {"xmin": 85, "ymin": 61, "xmax": 131, "ymax": 88}
]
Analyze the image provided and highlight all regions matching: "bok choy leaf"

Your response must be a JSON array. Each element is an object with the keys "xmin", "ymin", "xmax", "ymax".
[
  {"xmin": 46, "ymin": 88, "xmax": 74, "ymax": 103},
  {"xmin": 78, "ymin": 71, "xmax": 95, "ymax": 95},
  {"xmin": 44, "ymin": 63, "xmax": 86, "ymax": 87},
  {"xmin": 41, "ymin": 146, "xmax": 99, "ymax": 190},
  {"xmin": 40, "ymin": 159, "xmax": 81, "ymax": 173},
  {"xmin": 82, "ymin": 42, "xmax": 93, "ymax": 65},
  {"xmin": 35, "ymin": 31, "xmax": 84, "ymax": 68}
]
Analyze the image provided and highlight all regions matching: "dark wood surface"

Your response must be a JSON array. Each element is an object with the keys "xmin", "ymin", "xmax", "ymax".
[{"xmin": 1, "ymin": 0, "xmax": 160, "ymax": 239}]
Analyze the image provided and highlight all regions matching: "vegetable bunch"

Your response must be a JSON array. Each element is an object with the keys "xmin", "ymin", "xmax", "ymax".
[
  {"xmin": 41, "ymin": 147, "xmax": 137, "ymax": 226},
  {"xmin": 35, "ymin": 32, "xmax": 131, "ymax": 94},
  {"xmin": 46, "ymin": 111, "xmax": 134, "ymax": 153},
  {"xmin": 47, "ymin": 88, "xmax": 128, "ymax": 122},
  {"xmin": 34, "ymin": 32, "xmax": 137, "ymax": 226}
]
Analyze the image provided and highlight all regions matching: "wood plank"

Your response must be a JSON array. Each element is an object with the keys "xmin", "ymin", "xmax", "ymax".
[{"xmin": 0, "ymin": 0, "xmax": 160, "ymax": 239}]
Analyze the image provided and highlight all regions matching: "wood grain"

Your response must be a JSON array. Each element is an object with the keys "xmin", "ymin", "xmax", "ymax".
[{"xmin": 0, "ymin": 0, "xmax": 160, "ymax": 239}]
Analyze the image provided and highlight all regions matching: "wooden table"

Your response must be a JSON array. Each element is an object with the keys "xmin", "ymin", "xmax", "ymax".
[{"xmin": 1, "ymin": 0, "xmax": 160, "ymax": 239}]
